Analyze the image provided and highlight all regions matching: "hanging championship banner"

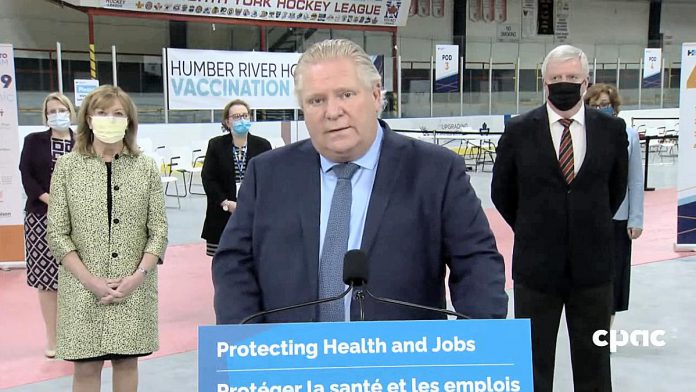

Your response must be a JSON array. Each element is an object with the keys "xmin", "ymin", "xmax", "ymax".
[
  {"xmin": 554, "ymin": 0, "xmax": 569, "ymax": 43},
  {"xmin": 494, "ymin": 0, "xmax": 507, "ymax": 22},
  {"xmin": 432, "ymin": 0, "xmax": 445, "ymax": 18},
  {"xmin": 537, "ymin": 0, "xmax": 554, "ymax": 35},
  {"xmin": 521, "ymin": 0, "xmax": 536, "ymax": 39},
  {"xmin": 643, "ymin": 48, "xmax": 662, "ymax": 88},
  {"xmin": 166, "ymin": 48, "xmax": 301, "ymax": 110},
  {"xmin": 417, "ymin": 0, "xmax": 430, "ymax": 16},
  {"xmin": 409, "ymin": 0, "xmax": 418, "ymax": 16},
  {"xmin": 0, "ymin": 43, "xmax": 25, "ymax": 264},
  {"xmin": 481, "ymin": 0, "xmax": 493, "ymax": 22},
  {"xmin": 469, "ymin": 0, "xmax": 482, "ymax": 22},
  {"xmin": 101, "ymin": 0, "xmax": 410, "ymax": 27},
  {"xmin": 676, "ymin": 43, "xmax": 696, "ymax": 250},
  {"xmin": 435, "ymin": 45, "xmax": 459, "ymax": 93}
]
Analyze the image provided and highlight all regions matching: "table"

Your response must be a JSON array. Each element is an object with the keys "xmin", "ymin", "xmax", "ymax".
[{"xmin": 394, "ymin": 129, "xmax": 504, "ymax": 171}]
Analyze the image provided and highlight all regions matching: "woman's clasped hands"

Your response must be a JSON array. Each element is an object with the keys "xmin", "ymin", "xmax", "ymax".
[{"xmin": 85, "ymin": 274, "xmax": 144, "ymax": 305}]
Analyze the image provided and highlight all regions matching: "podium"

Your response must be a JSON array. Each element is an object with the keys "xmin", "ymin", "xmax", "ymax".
[{"xmin": 199, "ymin": 320, "xmax": 532, "ymax": 392}]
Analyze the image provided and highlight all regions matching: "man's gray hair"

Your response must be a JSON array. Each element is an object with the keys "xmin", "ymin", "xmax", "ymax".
[
  {"xmin": 294, "ymin": 39, "xmax": 383, "ymax": 104},
  {"xmin": 541, "ymin": 45, "xmax": 589, "ymax": 78}
]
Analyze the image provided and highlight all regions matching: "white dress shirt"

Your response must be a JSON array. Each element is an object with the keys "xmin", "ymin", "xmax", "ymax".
[{"xmin": 547, "ymin": 104, "xmax": 587, "ymax": 174}]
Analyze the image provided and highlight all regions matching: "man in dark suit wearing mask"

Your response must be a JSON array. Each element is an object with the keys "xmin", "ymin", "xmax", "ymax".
[{"xmin": 492, "ymin": 45, "xmax": 628, "ymax": 391}]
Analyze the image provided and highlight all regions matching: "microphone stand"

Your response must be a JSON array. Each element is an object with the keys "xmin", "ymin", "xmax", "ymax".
[
  {"xmin": 240, "ymin": 284, "xmax": 354, "ymax": 324},
  {"xmin": 363, "ymin": 288, "xmax": 470, "ymax": 319}
]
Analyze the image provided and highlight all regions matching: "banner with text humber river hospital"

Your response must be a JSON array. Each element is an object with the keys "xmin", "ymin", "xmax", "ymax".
[
  {"xmin": 166, "ymin": 48, "xmax": 302, "ymax": 110},
  {"xmin": 677, "ymin": 42, "xmax": 696, "ymax": 250}
]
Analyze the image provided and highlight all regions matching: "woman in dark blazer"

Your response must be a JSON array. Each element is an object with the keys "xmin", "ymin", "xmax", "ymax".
[
  {"xmin": 201, "ymin": 99, "xmax": 272, "ymax": 256},
  {"xmin": 18, "ymin": 92, "xmax": 76, "ymax": 358}
]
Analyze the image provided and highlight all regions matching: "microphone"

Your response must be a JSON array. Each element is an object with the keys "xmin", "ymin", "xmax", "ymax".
[
  {"xmin": 343, "ymin": 249, "xmax": 369, "ymax": 320},
  {"xmin": 240, "ymin": 252, "xmax": 358, "ymax": 324},
  {"xmin": 343, "ymin": 249, "xmax": 369, "ymax": 286},
  {"xmin": 344, "ymin": 250, "xmax": 470, "ymax": 320}
]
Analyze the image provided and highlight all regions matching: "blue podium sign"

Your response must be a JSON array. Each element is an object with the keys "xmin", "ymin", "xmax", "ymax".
[{"xmin": 199, "ymin": 320, "xmax": 532, "ymax": 392}]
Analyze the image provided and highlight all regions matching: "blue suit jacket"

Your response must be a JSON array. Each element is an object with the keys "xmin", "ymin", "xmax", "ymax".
[
  {"xmin": 212, "ymin": 121, "xmax": 508, "ymax": 324},
  {"xmin": 613, "ymin": 127, "xmax": 644, "ymax": 228}
]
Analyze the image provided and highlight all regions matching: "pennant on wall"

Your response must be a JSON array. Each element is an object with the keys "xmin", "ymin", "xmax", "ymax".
[
  {"xmin": 495, "ymin": 0, "xmax": 508, "ymax": 22},
  {"xmin": 469, "ymin": 0, "xmax": 482, "ymax": 22},
  {"xmin": 521, "ymin": 0, "xmax": 537, "ymax": 38},
  {"xmin": 409, "ymin": 0, "xmax": 418, "ymax": 16},
  {"xmin": 432, "ymin": 0, "xmax": 445, "ymax": 17},
  {"xmin": 418, "ymin": 0, "xmax": 430, "ymax": 16}
]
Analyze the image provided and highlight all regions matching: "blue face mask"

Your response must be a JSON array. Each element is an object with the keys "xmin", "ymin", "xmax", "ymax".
[
  {"xmin": 597, "ymin": 106, "xmax": 615, "ymax": 116},
  {"xmin": 232, "ymin": 119, "xmax": 251, "ymax": 135}
]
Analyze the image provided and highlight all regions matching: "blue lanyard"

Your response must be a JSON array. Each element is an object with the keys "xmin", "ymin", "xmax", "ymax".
[{"xmin": 233, "ymin": 145, "xmax": 247, "ymax": 179}]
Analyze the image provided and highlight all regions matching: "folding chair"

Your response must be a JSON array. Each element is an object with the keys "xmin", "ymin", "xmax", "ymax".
[{"xmin": 146, "ymin": 151, "xmax": 181, "ymax": 209}]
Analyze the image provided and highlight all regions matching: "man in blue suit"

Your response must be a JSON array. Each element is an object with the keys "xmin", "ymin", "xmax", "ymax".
[{"xmin": 212, "ymin": 39, "xmax": 507, "ymax": 324}]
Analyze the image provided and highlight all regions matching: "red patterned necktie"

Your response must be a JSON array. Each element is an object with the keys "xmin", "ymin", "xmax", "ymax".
[{"xmin": 558, "ymin": 118, "xmax": 575, "ymax": 184}]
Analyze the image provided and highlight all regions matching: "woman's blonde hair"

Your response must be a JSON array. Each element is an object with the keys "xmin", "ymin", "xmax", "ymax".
[
  {"xmin": 41, "ymin": 92, "xmax": 76, "ymax": 126},
  {"xmin": 74, "ymin": 85, "xmax": 140, "ymax": 156}
]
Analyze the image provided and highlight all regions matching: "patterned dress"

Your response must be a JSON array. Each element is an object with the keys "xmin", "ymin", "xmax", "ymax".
[
  {"xmin": 46, "ymin": 149, "xmax": 168, "ymax": 360},
  {"xmin": 25, "ymin": 137, "xmax": 72, "ymax": 290}
]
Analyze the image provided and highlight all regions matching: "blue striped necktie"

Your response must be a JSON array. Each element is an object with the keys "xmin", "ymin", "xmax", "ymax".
[{"xmin": 318, "ymin": 163, "xmax": 359, "ymax": 322}]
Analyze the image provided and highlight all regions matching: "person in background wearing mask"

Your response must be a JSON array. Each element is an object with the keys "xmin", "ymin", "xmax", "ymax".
[
  {"xmin": 584, "ymin": 83, "xmax": 644, "ymax": 328},
  {"xmin": 18, "ymin": 92, "xmax": 76, "ymax": 359},
  {"xmin": 46, "ymin": 85, "xmax": 168, "ymax": 391},
  {"xmin": 492, "ymin": 45, "xmax": 628, "ymax": 391},
  {"xmin": 201, "ymin": 99, "xmax": 272, "ymax": 256}
]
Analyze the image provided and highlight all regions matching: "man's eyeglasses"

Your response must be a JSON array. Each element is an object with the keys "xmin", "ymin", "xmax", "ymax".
[{"xmin": 230, "ymin": 113, "xmax": 250, "ymax": 120}]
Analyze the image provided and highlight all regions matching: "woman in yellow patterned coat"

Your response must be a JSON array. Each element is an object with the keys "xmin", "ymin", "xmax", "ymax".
[{"xmin": 47, "ymin": 85, "xmax": 168, "ymax": 392}]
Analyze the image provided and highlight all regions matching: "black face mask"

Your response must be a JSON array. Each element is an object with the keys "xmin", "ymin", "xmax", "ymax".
[{"xmin": 547, "ymin": 82, "xmax": 583, "ymax": 111}]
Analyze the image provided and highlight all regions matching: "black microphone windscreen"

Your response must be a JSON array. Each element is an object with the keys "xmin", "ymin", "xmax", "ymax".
[{"xmin": 343, "ymin": 249, "xmax": 368, "ymax": 286}]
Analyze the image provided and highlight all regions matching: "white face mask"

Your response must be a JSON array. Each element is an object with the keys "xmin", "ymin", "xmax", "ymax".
[
  {"xmin": 91, "ymin": 116, "xmax": 128, "ymax": 144},
  {"xmin": 47, "ymin": 112, "xmax": 71, "ymax": 132}
]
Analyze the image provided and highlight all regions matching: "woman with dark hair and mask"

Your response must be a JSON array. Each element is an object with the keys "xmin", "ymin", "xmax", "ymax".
[
  {"xmin": 19, "ymin": 92, "xmax": 76, "ymax": 358},
  {"xmin": 585, "ymin": 83, "xmax": 644, "ymax": 325},
  {"xmin": 201, "ymin": 99, "xmax": 272, "ymax": 256}
]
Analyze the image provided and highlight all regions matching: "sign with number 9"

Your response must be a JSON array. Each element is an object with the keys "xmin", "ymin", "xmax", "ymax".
[{"xmin": 1, "ymin": 74, "xmax": 12, "ymax": 88}]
